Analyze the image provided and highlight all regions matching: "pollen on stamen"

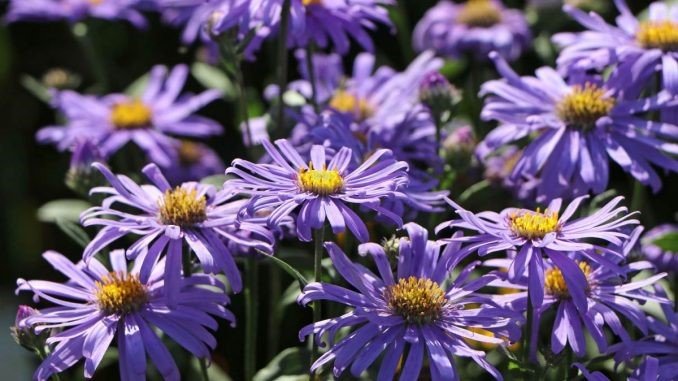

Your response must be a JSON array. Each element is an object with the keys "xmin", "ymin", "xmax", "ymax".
[
  {"xmin": 637, "ymin": 21, "xmax": 678, "ymax": 51},
  {"xmin": 457, "ymin": 0, "xmax": 503, "ymax": 28},
  {"xmin": 95, "ymin": 272, "xmax": 149, "ymax": 315},
  {"xmin": 544, "ymin": 261, "xmax": 591, "ymax": 298},
  {"xmin": 158, "ymin": 187, "xmax": 208, "ymax": 227},
  {"xmin": 110, "ymin": 100, "xmax": 153, "ymax": 130},
  {"xmin": 385, "ymin": 276, "xmax": 447, "ymax": 324},
  {"xmin": 508, "ymin": 208, "xmax": 559, "ymax": 240},
  {"xmin": 556, "ymin": 83, "xmax": 615, "ymax": 129},
  {"xmin": 329, "ymin": 90, "xmax": 373, "ymax": 121},
  {"xmin": 298, "ymin": 164, "xmax": 344, "ymax": 196}
]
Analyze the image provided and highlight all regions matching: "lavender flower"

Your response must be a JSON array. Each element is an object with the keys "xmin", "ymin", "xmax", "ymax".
[
  {"xmin": 554, "ymin": 1, "xmax": 678, "ymax": 117},
  {"xmin": 488, "ymin": 243, "xmax": 667, "ymax": 359},
  {"xmin": 477, "ymin": 53, "xmax": 678, "ymax": 202},
  {"xmin": 438, "ymin": 195, "xmax": 639, "ymax": 309},
  {"xmin": 413, "ymin": 0, "xmax": 531, "ymax": 62},
  {"xmin": 298, "ymin": 223, "xmax": 520, "ymax": 380},
  {"xmin": 641, "ymin": 224, "xmax": 678, "ymax": 272},
  {"xmin": 238, "ymin": 0, "xmax": 393, "ymax": 56},
  {"xmin": 225, "ymin": 139, "xmax": 408, "ymax": 242},
  {"xmin": 16, "ymin": 250, "xmax": 233, "ymax": 381},
  {"xmin": 37, "ymin": 65, "xmax": 223, "ymax": 167},
  {"xmin": 81, "ymin": 163, "xmax": 274, "ymax": 300},
  {"xmin": 6, "ymin": 0, "xmax": 147, "ymax": 27},
  {"xmin": 612, "ymin": 286, "xmax": 678, "ymax": 380},
  {"xmin": 161, "ymin": 140, "xmax": 225, "ymax": 185}
]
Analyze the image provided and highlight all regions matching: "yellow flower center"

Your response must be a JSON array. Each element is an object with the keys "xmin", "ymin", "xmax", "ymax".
[
  {"xmin": 545, "ymin": 261, "xmax": 591, "ymax": 298},
  {"xmin": 557, "ymin": 83, "xmax": 615, "ymax": 129},
  {"xmin": 329, "ymin": 90, "xmax": 373, "ymax": 121},
  {"xmin": 178, "ymin": 141, "xmax": 202, "ymax": 166},
  {"xmin": 385, "ymin": 276, "xmax": 447, "ymax": 324},
  {"xmin": 637, "ymin": 21, "xmax": 678, "ymax": 51},
  {"xmin": 88, "ymin": 0, "xmax": 103, "ymax": 5},
  {"xmin": 158, "ymin": 187, "xmax": 208, "ymax": 227},
  {"xmin": 302, "ymin": 0, "xmax": 322, "ymax": 5},
  {"xmin": 95, "ymin": 272, "xmax": 148, "ymax": 315},
  {"xmin": 110, "ymin": 100, "xmax": 153, "ymax": 130},
  {"xmin": 297, "ymin": 165, "xmax": 344, "ymax": 196},
  {"xmin": 457, "ymin": 0, "xmax": 503, "ymax": 28},
  {"xmin": 508, "ymin": 208, "xmax": 559, "ymax": 240}
]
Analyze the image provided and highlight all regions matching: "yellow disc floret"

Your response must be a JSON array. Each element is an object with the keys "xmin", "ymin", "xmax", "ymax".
[
  {"xmin": 637, "ymin": 21, "xmax": 678, "ymax": 51},
  {"xmin": 95, "ymin": 272, "xmax": 148, "ymax": 315},
  {"xmin": 545, "ymin": 261, "xmax": 591, "ymax": 298},
  {"xmin": 178, "ymin": 141, "xmax": 202, "ymax": 165},
  {"xmin": 158, "ymin": 187, "xmax": 208, "ymax": 227},
  {"xmin": 557, "ymin": 83, "xmax": 615, "ymax": 129},
  {"xmin": 457, "ymin": 0, "xmax": 503, "ymax": 28},
  {"xmin": 298, "ymin": 164, "xmax": 344, "ymax": 196},
  {"xmin": 110, "ymin": 100, "xmax": 153, "ymax": 130},
  {"xmin": 329, "ymin": 90, "xmax": 373, "ymax": 121},
  {"xmin": 302, "ymin": 0, "xmax": 323, "ymax": 5},
  {"xmin": 508, "ymin": 208, "xmax": 560, "ymax": 240},
  {"xmin": 385, "ymin": 276, "xmax": 447, "ymax": 324}
]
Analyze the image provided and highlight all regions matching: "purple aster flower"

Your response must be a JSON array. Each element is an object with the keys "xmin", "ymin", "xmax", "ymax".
[
  {"xmin": 477, "ymin": 53, "xmax": 678, "ymax": 202},
  {"xmin": 554, "ymin": 1, "xmax": 678, "ymax": 120},
  {"xmin": 6, "ymin": 0, "xmax": 147, "ymax": 27},
  {"xmin": 161, "ymin": 140, "xmax": 225, "ymax": 185},
  {"xmin": 232, "ymin": 0, "xmax": 393, "ymax": 57},
  {"xmin": 224, "ymin": 138, "xmax": 409, "ymax": 242},
  {"xmin": 81, "ymin": 162, "xmax": 274, "ymax": 300},
  {"xmin": 438, "ymin": 195, "xmax": 639, "ymax": 310},
  {"xmin": 574, "ymin": 356, "xmax": 659, "ymax": 381},
  {"xmin": 612, "ymin": 286, "xmax": 678, "ymax": 380},
  {"xmin": 487, "ymin": 237, "xmax": 668, "ymax": 360},
  {"xmin": 641, "ymin": 224, "xmax": 678, "ymax": 272},
  {"xmin": 16, "ymin": 250, "xmax": 233, "ymax": 381},
  {"xmin": 298, "ymin": 223, "xmax": 521, "ymax": 380},
  {"xmin": 413, "ymin": 0, "xmax": 531, "ymax": 62},
  {"xmin": 37, "ymin": 65, "xmax": 223, "ymax": 167}
]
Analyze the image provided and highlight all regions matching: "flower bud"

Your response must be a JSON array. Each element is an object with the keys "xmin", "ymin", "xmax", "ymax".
[
  {"xmin": 10, "ymin": 305, "xmax": 45, "ymax": 351},
  {"xmin": 66, "ymin": 140, "xmax": 104, "ymax": 196},
  {"xmin": 419, "ymin": 72, "xmax": 461, "ymax": 120}
]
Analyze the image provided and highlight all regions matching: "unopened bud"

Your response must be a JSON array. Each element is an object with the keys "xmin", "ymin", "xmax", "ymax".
[{"xmin": 420, "ymin": 72, "xmax": 460, "ymax": 120}]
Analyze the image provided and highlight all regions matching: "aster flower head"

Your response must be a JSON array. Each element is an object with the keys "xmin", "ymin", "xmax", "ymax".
[
  {"xmin": 438, "ymin": 195, "xmax": 640, "ymax": 309},
  {"xmin": 161, "ymin": 140, "xmax": 226, "ymax": 185},
  {"xmin": 298, "ymin": 223, "xmax": 520, "ymax": 380},
  {"xmin": 232, "ymin": 0, "xmax": 393, "ymax": 57},
  {"xmin": 81, "ymin": 162, "xmax": 274, "ymax": 300},
  {"xmin": 641, "ymin": 224, "xmax": 678, "ymax": 272},
  {"xmin": 413, "ymin": 0, "xmax": 531, "ymax": 62},
  {"xmin": 477, "ymin": 53, "xmax": 678, "ymax": 202},
  {"xmin": 37, "ymin": 65, "xmax": 223, "ymax": 167},
  {"xmin": 225, "ymin": 138, "xmax": 408, "ymax": 242},
  {"xmin": 6, "ymin": 0, "xmax": 147, "ymax": 27},
  {"xmin": 612, "ymin": 286, "xmax": 678, "ymax": 380},
  {"xmin": 16, "ymin": 250, "xmax": 233, "ymax": 381},
  {"xmin": 554, "ymin": 1, "xmax": 678, "ymax": 110},
  {"xmin": 488, "ymin": 235, "xmax": 668, "ymax": 360}
]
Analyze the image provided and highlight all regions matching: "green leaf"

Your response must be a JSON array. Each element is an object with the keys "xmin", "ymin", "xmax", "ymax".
[
  {"xmin": 262, "ymin": 251, "xmax": 309, "ymax": 289},
  {"xmin": 253, "ymin": 347, "xmax": 310, "ymax": 381},
  {"xmin": 55, "ymin": 219, "xmax": 91, "ymax": 248},
  {"xmin": 125, "ymin": 73, "xmax": 150, "ymax": 99},
  {"xmin": 20, "ymin": 75, "xmax": 51, "ymax": 103},
  {"xmin": 190, "ymin": 358, "xmax": 233, "ymax": 381},
  {"xmin": 200, "ymin": 174, "xmax": 228, "ymax": 188},
  {"xmin": 37, "ymin": 199, "xmax": 91, "ymax": 223},
  {"xmin": 651, "ymin": 232, "xmax": 678, "ymax": 252},
  {"xmin": 192, "ymin": 62, "xmax": 235, "ymax": 100},
  {"xmin": 440, "ymin": 59, "xmax": 468, "ymax": 79}
]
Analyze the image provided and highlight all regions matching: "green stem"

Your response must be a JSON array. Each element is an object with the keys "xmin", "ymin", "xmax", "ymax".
[
  {"xmin": 305, "ymin": 43, "xmax": 319, "ymax": 113},
  {"xmin": 310, "ymin": 226, "xmax": 326, "ymax": 376},
  {"xmin": 458, "ymin": 179, "xmax": 490, "ymax": 203},
  {"xmin": 244, "ymin": 256, "xmax": 259, "ymax": 381},
  {"xmin": 35, "ymin": 346, "xmax": 61, "ymax": 381},
  {"xmin": 630, "ymin": 180, "xmax": 645, "ymax": 217},
  {"xmin": 71, "ymin": 22, "xmax": 108, "ymax": 92},
  {"xmin": 275, "ymin": 0, "xmax": 292, "ymax": 129},
  {"xmin": 200, "ymin": 358, "xmax": 210, "ymax": 381}
]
